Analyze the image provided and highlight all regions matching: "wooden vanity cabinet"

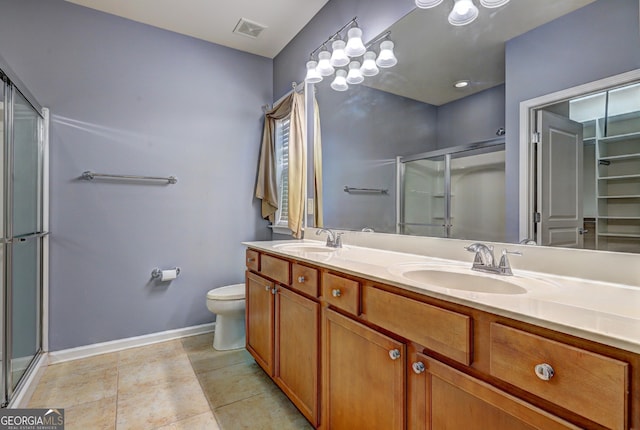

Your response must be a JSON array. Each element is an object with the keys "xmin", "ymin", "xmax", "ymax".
[
  {"xmin": 246, "ymin": 271, "xmax": 275, "ymax": 374},
  {"xmin": 407, "ymin": 348, "xmax": 581, "ymax": 430},
  {"xmin": 323, "ymin": 309, "xmax": 405, "ymax": 430},
  {"xmin": 245, "ymin": 256, "xmax": 320, "ymax": 426},
  {"xmin": 246, "ymin": 248, "xmax": 639, "ymax": 430}
]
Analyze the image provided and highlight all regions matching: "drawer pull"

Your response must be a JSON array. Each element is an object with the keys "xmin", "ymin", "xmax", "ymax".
[
  {"xmin": 534, "ymin": 363, "xmax": 555, "ymax": 381},
  {"xmin": 247, "ymin": 257, "xmax": 256, "ymax": 262},
  {"xmin": 298, "ymin": 276, "xmax": 305, "ymax": 283},
  {"xmin": 389, "ymin": 349, "xmax": 401, "ymax": 360},
  {"xmin": 332, "ymin": 289, "xmax": 342, "ymax": 298},
  {"xmin": 412, "ymin": 361, "xmax": 426, "ymax": 374}
]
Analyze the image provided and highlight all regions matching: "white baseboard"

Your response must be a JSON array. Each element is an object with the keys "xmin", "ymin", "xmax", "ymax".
[{"xmin": 48, "ymin": 322, "xmax": 215, "ymax": 365}]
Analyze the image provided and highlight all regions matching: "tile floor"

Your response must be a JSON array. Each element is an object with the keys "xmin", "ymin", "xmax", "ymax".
[{"xmin": 28, "ymin": 333, "xmax": 313, "ymax": 430}]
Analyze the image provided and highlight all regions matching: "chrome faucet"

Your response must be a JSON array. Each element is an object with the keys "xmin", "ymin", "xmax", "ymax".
[
  {"xmin": 316, "ymin": 228, "xmax": 343, "ymax": 248},
  {"xmin": 465, "ymin": 243, "xmax": 521, "ymax": 276}
]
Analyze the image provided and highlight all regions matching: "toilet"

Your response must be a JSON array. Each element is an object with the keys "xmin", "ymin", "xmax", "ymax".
[{"xmin": 206, "ymin": 283, "xmax": 246, "ymax": 350}]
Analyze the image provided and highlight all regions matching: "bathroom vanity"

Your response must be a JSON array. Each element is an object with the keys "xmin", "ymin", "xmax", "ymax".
[{"xmin": 243, "ymin": 239, "xmax": 639, "ymax": 430}]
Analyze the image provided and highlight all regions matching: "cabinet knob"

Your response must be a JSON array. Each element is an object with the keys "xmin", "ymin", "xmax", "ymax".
[
  {"xmin": 264, "ymin": 285, "xmax": 270, "ymax": 291},
  {"xmin": 271, "ymin": 287, "xmax": 277, "ymax": 295},
  {"xmin": 412, "ymin": 361, "xmax": 426, "ymax": 374},
  {"xmin": 388, "ymin": 349, "xmax": 401, "ymax": 360},
  {"xmin": 331, "ymin": 289, "xmax": 342, "ymax": 298},
  {"xmin": 298, "ymin": 276, "xmax": 305, "ymax": 283},
  {"xmin": 534, "ymin": 363, "xmax": 555, "ymax": 381}
]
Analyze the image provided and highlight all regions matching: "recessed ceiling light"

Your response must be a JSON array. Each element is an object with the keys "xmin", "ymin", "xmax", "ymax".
[{"xmin": 454, "ymin": 80, "xmax": 470, "ymax": 88}]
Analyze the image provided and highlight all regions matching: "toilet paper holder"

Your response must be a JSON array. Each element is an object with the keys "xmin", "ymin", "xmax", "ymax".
[{"xmin": 151, "ymin": 267, "xmax": 181, "ymax": 281}]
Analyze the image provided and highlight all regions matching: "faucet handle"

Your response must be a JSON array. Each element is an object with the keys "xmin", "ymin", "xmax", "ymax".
[
  {"xmin": 334, "ymin": 232, "xmax": 344, "ymax": 248},
  {"xmin": 498, "ymin": 249, "xmax": 521, "ymax": 275}
]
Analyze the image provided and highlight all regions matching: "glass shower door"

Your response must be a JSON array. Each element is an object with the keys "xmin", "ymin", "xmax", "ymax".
[
  {"xmin": 8, "ymin": 90, "xmax": 42, "ymax": 393},
  {"xmin": 400, "ymin": 155, "xmax": 448, "ymax": 237},
  {"xmin": 449, "ymin": 147, "xmax": 506, "ymax": 242}
]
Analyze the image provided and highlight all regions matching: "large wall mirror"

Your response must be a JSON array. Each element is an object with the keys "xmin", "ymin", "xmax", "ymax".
[{"xmin": 311, "ymin": 0, "xmax": 640, "ymax": 254}]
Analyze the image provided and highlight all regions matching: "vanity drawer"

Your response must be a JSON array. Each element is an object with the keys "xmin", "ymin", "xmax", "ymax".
[
  {"xmin": 246, "ymin": 249, "xmax": 259, "ymax": 272},
  {"xmin": 362, "ymin": 286, "xmax": 472, "ymax": 365},
  {"xmin": 291, "ymin": 263, "xmax": 319, "ymax": 297},
  {"xmin": 490, "ymin": 323, "xmax": 629, "ymax": 430},
  {"xmin": 260, "ymin": 254, "xmax": 290, "ymax": 285},
  {"xmin": 322, "ymin": 272, "xmax": 359, "ymax": 315}
]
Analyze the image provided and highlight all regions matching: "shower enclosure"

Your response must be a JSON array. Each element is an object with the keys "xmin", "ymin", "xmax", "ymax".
[
  {"xmin": 397, "ymin": 140, "xmax": 506, "ymax": 242},
  {"xmin": 0, "ymin": 65, "xmax": 47, "ymax": 406}
]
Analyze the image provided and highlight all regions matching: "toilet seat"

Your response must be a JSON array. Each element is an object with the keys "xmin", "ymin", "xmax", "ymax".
[{"xmin": 207, "ymin": 283, "xmax": 245, "ymax": 301}]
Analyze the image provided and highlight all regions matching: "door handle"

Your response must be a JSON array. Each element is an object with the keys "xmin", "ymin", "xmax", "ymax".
[{"xmin": 578, "ymin": 228, "xmax": 588, "ymax": 235}]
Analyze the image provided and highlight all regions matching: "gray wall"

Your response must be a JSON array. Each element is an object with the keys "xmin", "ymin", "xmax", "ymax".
[
  {"xmin": 505, "ymin": 0, "xmax": 640, "ymax": 241},
  {"xmin": 318, "ymin": 83, "xmax": 438, "ymax": 232},
  {"xmin": 0, "ymin": 0, "xmax": 272, "ymax": 350},
  {"xmin": 437, "ymin": 85, "xmax": 505, "ymax": 149}
]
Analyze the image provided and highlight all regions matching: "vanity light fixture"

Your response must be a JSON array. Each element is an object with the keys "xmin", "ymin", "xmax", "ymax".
[
  {"xmin": 479, "ymin": 0, "xmax": 510, "ymax": 7},
  {"xmin": 304, "ymin": 60, "xmax": 323, "ymax": 83},
  {"xmin": 449, "ymin": 0, "xmax": 479, "ymax": 26},
  {"xmin": 316, "ymin": 48, "xmax": 335, "ymax": 77},
  {"xmin": 330, "ymin": 39, "xmax": 350, "ymax": 67},
  {"xmin": 376, "ymin": 40, "xmax": 398, "ymax": 68},
  {"xmin": 346, "ymin": 61, "xmax": 365, "ymax": 84},
  {"xmin": 331, "ymin": 70, "xmax": 349, "ymax": 91},
  {"xmin": 345, "ymin": 27, "xmax": 366, "ymax": 57},
  {"xmin": 454, "ymin": 79, "xmax": 470, "ymax": 88},
  {"xmin": 417, "ymin": 0, "xmax": 510, "ymax": 26},
  {"xmin": 304, "ymin": 17, "xmax": 397, "ymax": 90},
  {"xmin": 360, "ymin": 51, "xmax": 380, "ymax": 77},
  {"xmin": 415, "ymin": 0, "xmax": 444, "ymax": 8}
]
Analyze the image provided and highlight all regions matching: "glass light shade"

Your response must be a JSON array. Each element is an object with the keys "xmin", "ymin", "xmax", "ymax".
[
  {"xmin": 317, "ymin": 50, "xmax": 335, "ymax": 76},
  {"xmin": 448, "ymin": 0, "xmax": 479, "ymax": 26},
  {"xmin": 345, "ymin": 27, "xmax": 366, "ymax": 57},
  {"xmin": 330, "ymin": 40, "xmax": 350, "ymax": 67},
  {"xmin": 330, "ymin": 69, "xmax": 349, "ymax": 92},
  {"xmin": 360, "ymin": 51, "xmax": 379, "ymax": 76},
  {"xmin": 376, "ymin": 41, "xmax": 398, "ymax": 68},
  {"xmin": 479, "ymin": 0, "xmax": 509, "ymax": 7},
  {"xmin": 415, "ymin": 0, "xmax": 444, "ymax": 8},
  {"xmin": 346, "ymin": 61, "xmax": 364, "ymax": 85},
  {"xmin": 305, "ymin": 60, "xmax": 323, "ymax": 83}
]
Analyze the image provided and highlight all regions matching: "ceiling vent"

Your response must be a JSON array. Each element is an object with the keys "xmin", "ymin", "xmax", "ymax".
[{"xmin": 233, "ymin": 18, "xmax": 267, "ymax": 39}]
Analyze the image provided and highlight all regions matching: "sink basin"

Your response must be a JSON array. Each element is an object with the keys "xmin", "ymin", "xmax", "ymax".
[
  {"xmin": 273, "ymin": 243, "xmax": 340, "ymax": 253},
  {"xmin": 401, "ymin": 269, "xmax": 527, "ymax": 295}
]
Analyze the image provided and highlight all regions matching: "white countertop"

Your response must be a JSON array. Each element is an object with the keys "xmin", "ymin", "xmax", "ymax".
[{"xmin": 243, "ymin": 239, "xmax": 640, "ymax": 354}]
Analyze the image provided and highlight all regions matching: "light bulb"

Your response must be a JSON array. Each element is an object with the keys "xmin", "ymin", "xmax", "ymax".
[
  {"xmin": 346, "ymin": 61, "xmax": 364, "ymax": 85},
  {"xmin": 376, "ymin": 41, "xmax": 398, "ymax": 68},
  {"xmin": 360, "ymin": 51, "xmax": 379, "ymax": 77},
  {"xmin": 305, "ymin": 60, "xmax": 323, "ymax": 83},
  {"xmin": 317, "ymin": 50, "xmax": 335, "ymax": 76},
  {"xmin": 448, "ymin": 0, "xmax": 479, "ymax": 26},
  {"xmin": 479, "ymin": 0, "xmax": 509, "ymax": 7},
  {"xmin": 345, "ymin": 27, "xmax": 366, "ymax": 57},
  {"xmin": 415, "ymin": 0, "xmax": 444, "ymax": 8},
  {"xmin": 330, "ymin": 39, "xmax": 350, "ymax": 67},
  {"xmin": 330, "ymin": 69, "xmax": 349, "ymax": 92}
]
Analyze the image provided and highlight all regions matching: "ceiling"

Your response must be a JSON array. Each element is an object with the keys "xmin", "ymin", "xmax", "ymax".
[
  {"xmin": 366, "ymin": 0, "xmax": 596, "ymax": 106},
  {"xmin": 65, "ymin": 0, "xmax": 330, "ymax": 58}
]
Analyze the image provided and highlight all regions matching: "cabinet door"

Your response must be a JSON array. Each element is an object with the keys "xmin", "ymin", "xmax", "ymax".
[
  {"xmin": 275, "ymin": 287, "xmax": 319, "ymax": 426},
  {"xmin": 323, "ymin": 309, "xmax": 405, "ymax": 430},
  {"xmin": 408, "ymin": 351, "xmax": 581, "ymax": 430},
  {"xmin": 246, "ymin": 272, "xmax": 275, "ymax": 375}
]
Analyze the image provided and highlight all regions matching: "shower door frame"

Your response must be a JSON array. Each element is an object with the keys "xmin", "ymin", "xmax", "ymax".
[
  {"xmin": 0, "ymin": 65, "xmax": 49, "ymax": 407},
  {"xmin": 396, "ymin": 138, "xmax": 505, "ymax": 237}
]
